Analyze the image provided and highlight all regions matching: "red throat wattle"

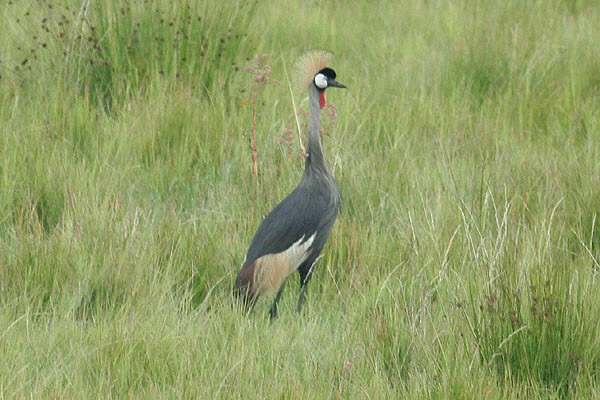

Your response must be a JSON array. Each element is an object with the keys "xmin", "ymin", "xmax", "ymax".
[{"xmin": 319, "ymin": 92, "xmax": 325, "ymax": 109}]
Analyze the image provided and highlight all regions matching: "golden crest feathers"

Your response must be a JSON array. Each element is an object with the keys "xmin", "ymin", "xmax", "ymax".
[{"xmin": 294, "ymin": 50, "xmax": 333, "ymax": 89}]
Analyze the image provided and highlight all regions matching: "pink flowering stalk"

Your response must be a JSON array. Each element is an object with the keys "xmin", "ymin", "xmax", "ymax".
[{"xmin": 243, "ymin": 54, "xmax": 281, "ymax": 182}]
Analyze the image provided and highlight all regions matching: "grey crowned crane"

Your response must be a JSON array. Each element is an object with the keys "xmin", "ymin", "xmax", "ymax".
[{"xmin": 235, "ymin": 50, "xmax": 346, "ymax": 319}]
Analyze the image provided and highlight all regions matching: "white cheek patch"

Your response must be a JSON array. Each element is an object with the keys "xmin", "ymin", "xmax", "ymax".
[{"xmin": 314, "ymin": 73, "xmax": 327, "ymax": 89}]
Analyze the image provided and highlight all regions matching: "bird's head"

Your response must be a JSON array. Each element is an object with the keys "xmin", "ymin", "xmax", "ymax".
[
  {"xmin": 295, "ymin": 50, "xmax": 347, "ymax": 109},
  {"xmin": 313, "ymin": 67, "xmax": 346, "ymax": 109}
]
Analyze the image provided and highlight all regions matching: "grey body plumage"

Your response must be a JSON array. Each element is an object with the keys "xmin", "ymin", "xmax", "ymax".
[{"xmin": 235, "ymin": 55, "xmax": 345, "ymax": 318}]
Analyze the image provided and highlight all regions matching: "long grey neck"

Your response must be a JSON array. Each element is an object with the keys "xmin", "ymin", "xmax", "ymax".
[{"xmin": 303, "ymin": 83, "xmax": 332, "ymax": 179}]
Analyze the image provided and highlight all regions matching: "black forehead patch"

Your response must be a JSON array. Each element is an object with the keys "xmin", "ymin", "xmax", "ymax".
[{"xmin": 318, "ymin": 67, "xmax": 336, "ymax": 80}]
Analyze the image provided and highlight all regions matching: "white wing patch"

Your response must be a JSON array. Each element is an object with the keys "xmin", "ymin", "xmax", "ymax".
[
  {"xmin": 252, "ymin": 233, "xmax": 317, "ymax": 296},
  {"xmin": 287, "ymin": 232, "xmax": 317, "ymax": 271}
]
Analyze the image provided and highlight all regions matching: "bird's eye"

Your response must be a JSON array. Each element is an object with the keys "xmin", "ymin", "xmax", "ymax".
[{"xmin": 314, "ymin": 73, "xmax": 327, "ymax": 89}]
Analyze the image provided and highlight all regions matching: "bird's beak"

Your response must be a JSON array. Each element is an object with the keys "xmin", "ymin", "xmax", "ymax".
[{"xmin": 328, "ymin": 79, "xmax": 347, "ymax": 89}]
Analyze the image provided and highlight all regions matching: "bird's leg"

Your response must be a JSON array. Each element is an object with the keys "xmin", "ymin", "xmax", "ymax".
[
  {"xmin": 297, "ymin": 259, "xmax": 318, "ymax": 314},
  {"xmin": 296, "ymin": 283, "xmax": 308, "ymax": 314},
  {"xmin": 269, "ymin": 281, "xmax": 287, "ymax": 320}
]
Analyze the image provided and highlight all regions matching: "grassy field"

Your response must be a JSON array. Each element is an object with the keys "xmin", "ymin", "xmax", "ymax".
[{"xmin": 1, "ymin": 0, "xmax": 600, "ymax": 398}]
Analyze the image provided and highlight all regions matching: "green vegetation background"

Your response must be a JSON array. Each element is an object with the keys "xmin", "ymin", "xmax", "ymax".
[{"xmin": 1, "ymin": 0, "xmax": 599, "ymax": 398}]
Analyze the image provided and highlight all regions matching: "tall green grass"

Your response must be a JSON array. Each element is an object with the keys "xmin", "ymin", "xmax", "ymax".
[{"xmin": 1, "ymin": 0, "xmax": 600, "ymax": 398}]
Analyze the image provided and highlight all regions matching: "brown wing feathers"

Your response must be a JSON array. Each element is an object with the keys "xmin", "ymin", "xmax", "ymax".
[{"xmin": 236, "ymin": 253, "xmax": 293, "ymax": 306}]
